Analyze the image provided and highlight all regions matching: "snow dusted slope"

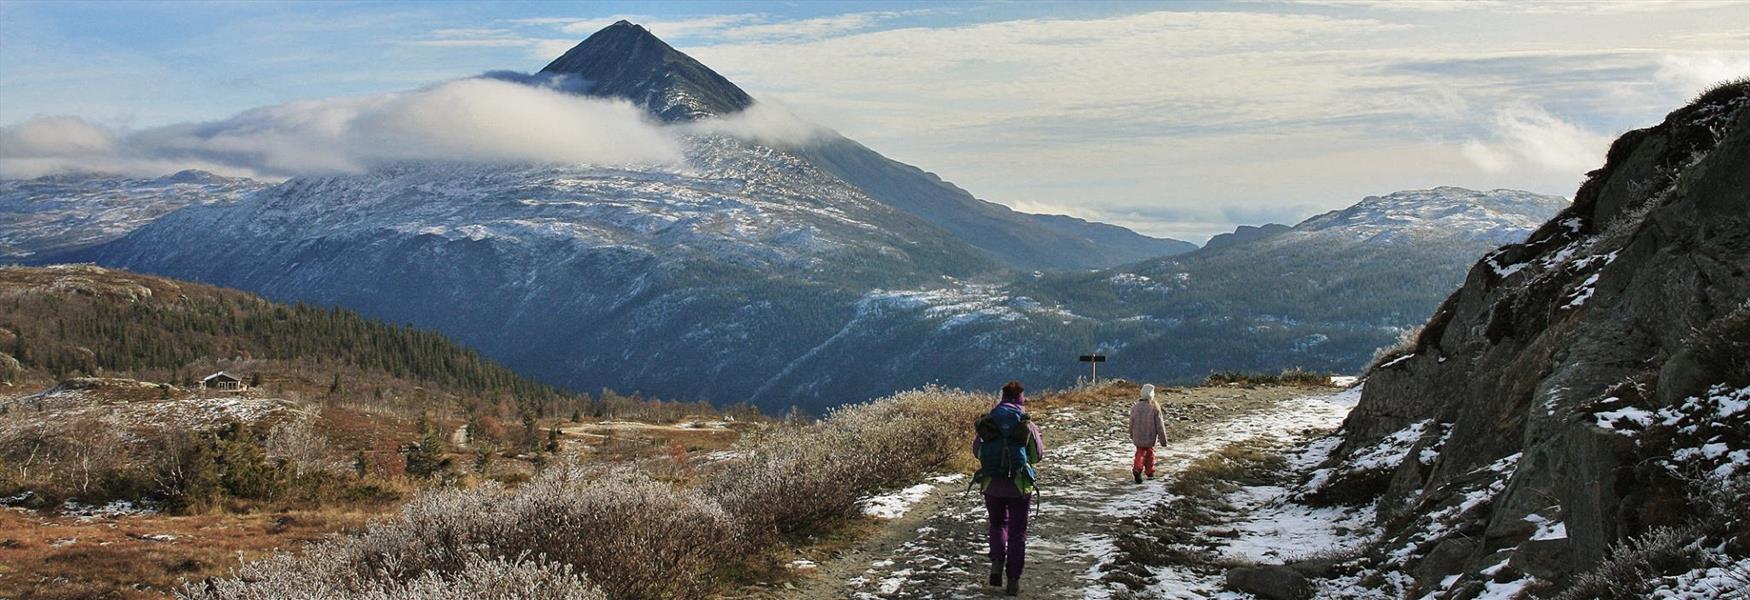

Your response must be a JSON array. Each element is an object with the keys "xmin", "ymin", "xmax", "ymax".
[
  {"xmin": 0, "ymin": 170, "xmax": 266, "ymax": 260},
  {"xmin": 68, "ymin": 177, "xmax": 1567, "ymax": 411},
  {"xmin": 70, "ymin": 135, "xmax": 996, "ymax": 410},
  {"xmin": 1293, "ymin": 187, "xmax": 1567, "ymax": 245},
  {"xmin": 545, "ymin": 20, "xmax": 1196, "ymax": 269},
  {"xmin": 736, "ymin": 188, "xmax": 1569, "ymax": 405}
]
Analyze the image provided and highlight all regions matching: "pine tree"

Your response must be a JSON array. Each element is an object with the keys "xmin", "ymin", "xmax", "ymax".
[{"xmin": 402, "ymin": 431, "xmax": 454, "ymax": 481}]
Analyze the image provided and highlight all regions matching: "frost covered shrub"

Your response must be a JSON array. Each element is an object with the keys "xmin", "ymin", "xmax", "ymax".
[
  {"xmin": 708, "ymin": 385, "xmax": 986, "ymax": 540},
  {"xmin": 1558, "ymin": 476, "xmax": 1750, "ymax": 600},
  {"xmin": 1366, "ymin": 324, "xmax": 1423, "ymax": 372},
  {"xmin": 186, "ymin": 466, "xmax": 736, "ymax": 600},
  {"xmin": 191, "ymin": 386, "xmax": 984, "ymax": 599},
  {"xmin": 1557, "ymin": 527, "xmax": 1705, "ymax": 600},
  {"xmin": 264, "ymin": 420, "xmax": 345, "ymax": 478},
  {"xmin": 496, "ymin": 466, "xmax": 739, "ymax": 599},
  {"xmin": 180, "ymin": 554, "xmax": 603, "ymax": 600}
]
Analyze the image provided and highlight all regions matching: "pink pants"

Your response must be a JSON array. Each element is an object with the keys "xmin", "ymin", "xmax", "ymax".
[{"xmin": 1133, "ymin": 446, "xmax": 1156, "ymax": 476}]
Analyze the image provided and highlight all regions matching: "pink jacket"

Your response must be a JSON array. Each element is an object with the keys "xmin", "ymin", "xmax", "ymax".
[{"xmin": 1129, "ymin": 400, "xmax": 1168, "ymax": 448}]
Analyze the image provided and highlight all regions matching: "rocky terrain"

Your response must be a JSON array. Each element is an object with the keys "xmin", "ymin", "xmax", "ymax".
[{"xmin": 1302, "ymin": 81, "xmax": 1750, "ymax": 596}]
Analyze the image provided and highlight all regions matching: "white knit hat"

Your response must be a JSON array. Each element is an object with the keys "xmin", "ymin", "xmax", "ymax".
[{"xmin": 1141, "ymin": 384, "xmax": 1156, "ymax": 399}]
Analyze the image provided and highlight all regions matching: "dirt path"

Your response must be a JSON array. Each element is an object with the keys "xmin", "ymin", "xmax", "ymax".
[{"xmin": 773, "ymin": 384, "xmax": 1349, "ymax": 600}]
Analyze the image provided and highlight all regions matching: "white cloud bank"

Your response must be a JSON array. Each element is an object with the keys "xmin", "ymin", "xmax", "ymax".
[
  {"xmin": 1460, "ymin": 106, "xmax": 1613, "ymax": 176},
  {"xmin": 0, "ymin": 76, "xmax": 827, "ymax": 180}
]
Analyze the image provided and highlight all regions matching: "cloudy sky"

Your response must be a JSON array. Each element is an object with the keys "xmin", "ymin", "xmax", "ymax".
[{"xmin": 1, "ymin": 1, "xmax": 1745, "ymax": 242}]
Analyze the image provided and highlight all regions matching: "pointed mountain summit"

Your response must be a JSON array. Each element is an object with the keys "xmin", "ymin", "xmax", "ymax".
[
  {"xmin": 536, "ymin": 21, "xmax": 1195, "ymax": 268},
  {"xmin": 541, "ymin": 20, "xmax": 754, "ymax": 122}
]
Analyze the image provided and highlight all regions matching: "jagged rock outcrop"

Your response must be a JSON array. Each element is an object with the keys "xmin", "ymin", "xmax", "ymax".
[{"xmin": 1309, "ymin": 82, "xmax": 1750, "ymax": 595}]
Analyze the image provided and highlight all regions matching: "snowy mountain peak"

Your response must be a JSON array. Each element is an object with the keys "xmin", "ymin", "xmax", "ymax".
[
  {"xmin": 1294, "ymin": 187, "xmax": 1568, "ymax": 244},
  {"xmin": 540, "ymin": 21, "xmax": 755, "ymax": 122}
]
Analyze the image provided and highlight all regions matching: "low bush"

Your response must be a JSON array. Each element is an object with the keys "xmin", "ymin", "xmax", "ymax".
[
  {"xmin": 706, "ymin": 385, "xmax": 987, "ymax": 541},
  {"xmin": 181, "ymin": 553, "xmax": 604, "ymax": 600},
  {"xmin": 1558, "ymin": 475, "xmax": 1750, "ymax": 600},
  {"xmin": 189, "ymin": 386, "xmax": 989, "ymax": 599},
  {"xmin": 184, "ymin": 467, "xmax": 734, "ymax": 600},
  {"xmin": 1365, "ymin": 324, "xmax": 1423, "ymax": 373}
]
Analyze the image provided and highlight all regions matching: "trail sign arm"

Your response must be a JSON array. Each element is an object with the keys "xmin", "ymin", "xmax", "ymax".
[{"xmin": 1078, "ymin": 354, "xmax": 1107, "ymax": 382}]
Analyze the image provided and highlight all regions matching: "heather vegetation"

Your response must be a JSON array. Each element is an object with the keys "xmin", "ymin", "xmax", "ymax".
[{"xmin": 185, "ymin": 386, "xmax": 989, "ymax": 600}]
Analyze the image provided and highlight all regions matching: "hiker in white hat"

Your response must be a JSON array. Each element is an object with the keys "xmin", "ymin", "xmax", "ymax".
[{"xmin": 1127, "ymin": 384, "xmax": 1168, "ymax": 484}]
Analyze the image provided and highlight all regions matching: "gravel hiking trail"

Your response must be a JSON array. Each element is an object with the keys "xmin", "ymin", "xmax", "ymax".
[{"xmin": 770, "ymin": 384, "xmax": 1356, "ymax": 600}]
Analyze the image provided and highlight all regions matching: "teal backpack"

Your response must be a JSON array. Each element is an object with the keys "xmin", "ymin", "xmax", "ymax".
[{"xmin": 973, "ymin": 403, "xmax": 1035, "ymax": 486}]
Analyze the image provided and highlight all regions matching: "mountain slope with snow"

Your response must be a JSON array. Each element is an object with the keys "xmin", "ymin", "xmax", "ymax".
[
  {"xmin": 0, "ymin": 170, "xmax": 266, "ymax": 260},
  {"xmin": 545, "ymin": 20, "xmax": 1196, "ymax": 269},
  {"xmin": 68, "ymin": 135, "xmax": 999, "ymax": 408},
  {"xmin": 733, "ymin": 187, "xmax": 1569, "ymax": 407}
]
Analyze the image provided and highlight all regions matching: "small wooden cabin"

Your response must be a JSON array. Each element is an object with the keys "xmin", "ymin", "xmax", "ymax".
[{"xmin": 202, "ymin": 371, "xmax": 246, "ymax": 391}]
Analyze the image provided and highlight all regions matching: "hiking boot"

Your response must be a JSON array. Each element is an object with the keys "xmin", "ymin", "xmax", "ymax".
[
  {"xmin": 1005, "ymin": 576, "xmax": 1020, "ymax": 596},
  {"xmin": 989, "ymin": 561, "xmax": 1002, "ymax": 587},
  {"xmin": 1133, "ymin": 470, "xmax": 1143, "ymax": 484}
]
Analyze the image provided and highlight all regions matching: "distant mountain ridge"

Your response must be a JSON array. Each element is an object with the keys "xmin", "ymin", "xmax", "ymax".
[
  {"xmin": 711, "ymin": 186, "xmax": 1570, "ymax": 408},
  {"xmin": 1294, "ymin": 186, "xmax": 1566, "ymax": 243}
]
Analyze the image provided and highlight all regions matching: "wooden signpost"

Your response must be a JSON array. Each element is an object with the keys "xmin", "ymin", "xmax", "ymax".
[{"xmin": 1079, "ymin": 353, "xmax": 1106, "ymax": 383}]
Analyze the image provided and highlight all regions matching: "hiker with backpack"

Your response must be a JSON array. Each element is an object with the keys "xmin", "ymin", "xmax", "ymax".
[
  {"xmin": 972, "ymin": 380, "xmax": 1045, "ymax": 596},
  {"xmin": 1129, "ymin": 384, "xmax": 1168, "ymax": 484}
]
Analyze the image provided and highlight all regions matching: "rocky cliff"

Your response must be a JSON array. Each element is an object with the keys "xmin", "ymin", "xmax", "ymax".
[{"xmin": 1309, "ymin": 81, "xmax": 1750, "ymax": 596}]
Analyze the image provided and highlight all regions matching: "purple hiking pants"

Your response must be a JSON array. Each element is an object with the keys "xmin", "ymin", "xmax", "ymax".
[{"xmin": 985, "ymin": 493, "xmax": 1031, "ymax": 578}]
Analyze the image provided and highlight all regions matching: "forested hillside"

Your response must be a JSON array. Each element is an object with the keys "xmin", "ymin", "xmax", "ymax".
[{"xmin": 0, "ymin": 264, "xmax": 561, "ymax": 410}]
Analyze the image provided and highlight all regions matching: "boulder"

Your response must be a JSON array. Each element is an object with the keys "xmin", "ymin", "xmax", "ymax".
[
  {"xmin": 1225, "ymin": 565, "xmax": 1312, "ymax": 600},
  {"xmin": 1412, "ymin": 538, "xmax": 1476, "ymax": 588}
]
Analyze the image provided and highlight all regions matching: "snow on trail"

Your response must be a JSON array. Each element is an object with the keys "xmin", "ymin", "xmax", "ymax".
[{"xmin": 818, "ymin": 385, "xmax": 1364, "ymax": 599}]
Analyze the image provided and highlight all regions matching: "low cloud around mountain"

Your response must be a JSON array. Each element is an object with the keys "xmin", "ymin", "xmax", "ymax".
[{"xmin": 0, "ymin": 75, "xmax": 824, "ymax": 180}]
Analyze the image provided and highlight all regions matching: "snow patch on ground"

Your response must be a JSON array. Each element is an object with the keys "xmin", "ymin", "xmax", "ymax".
[
  {"xmin": 859, "ymin": 483, "xmax": 939, "ymax": 519},
  {"xmin": 1102, "ymin": 388, "xmax": 1375, "ymax": 598}
]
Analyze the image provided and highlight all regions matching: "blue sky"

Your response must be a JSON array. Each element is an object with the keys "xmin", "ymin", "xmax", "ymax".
[{"xmin": 2, "ymin": 0, "xmax": 1747, "ymax": 242}]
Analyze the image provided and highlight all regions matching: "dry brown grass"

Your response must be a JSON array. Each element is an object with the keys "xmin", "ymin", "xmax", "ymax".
[
  {"xmin": 0, "ymin": 508, "xmax": 379, "ymax": 599},
  {"xmin": 1026, "ymin": 379, "xmax": 1143, "ymax": 411}
]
